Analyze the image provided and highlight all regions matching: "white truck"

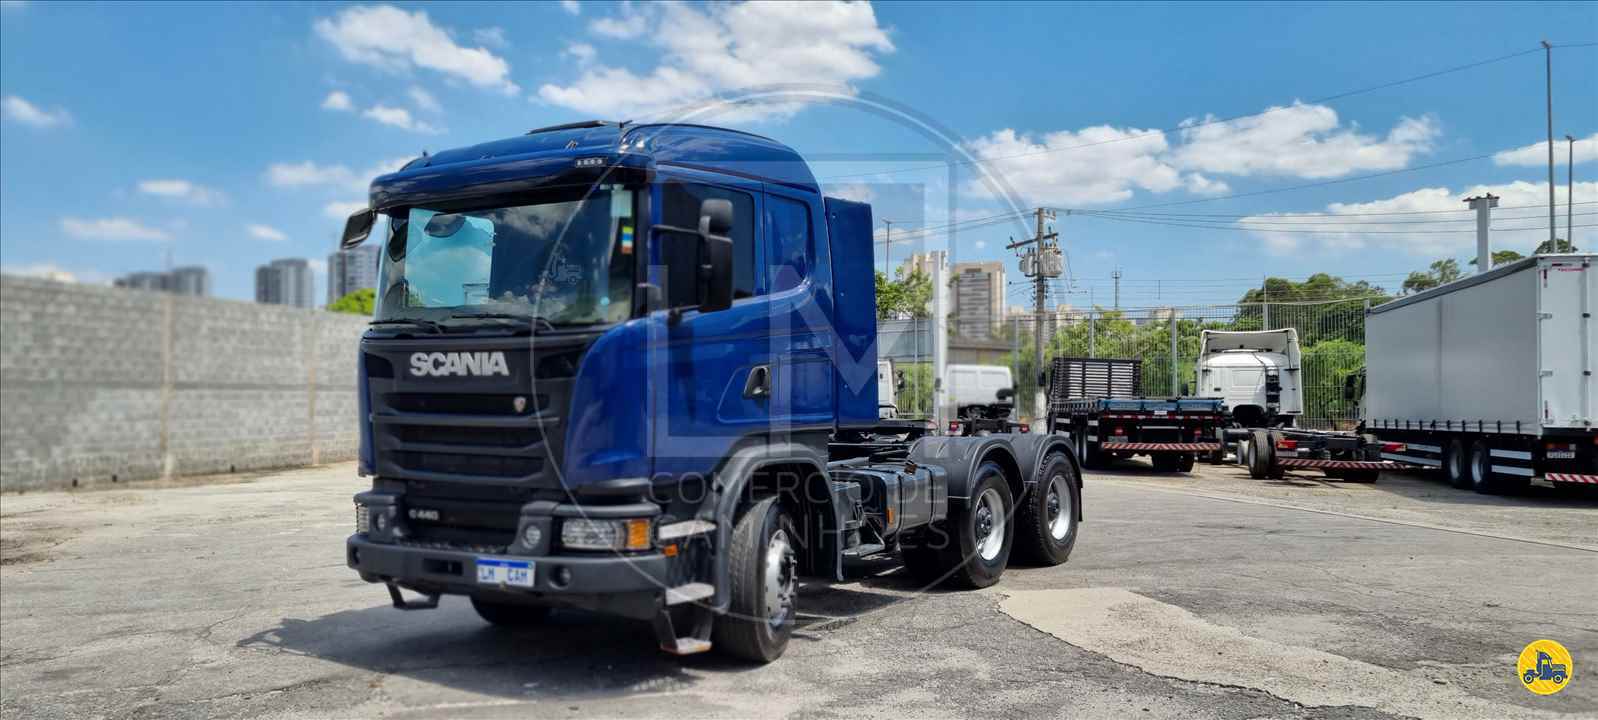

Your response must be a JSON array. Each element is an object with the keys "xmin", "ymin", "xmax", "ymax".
[
  {"xmin": 946, "ymin": 364, "xmax": 1025, "ymax": 435},
  {"xmin": 1362, "ymin": 253, "xmax": 1596, "ymax": 493},
  {"xmin": 1199, "ymin": 329, "xmax": 1404, "ymax": 481}
]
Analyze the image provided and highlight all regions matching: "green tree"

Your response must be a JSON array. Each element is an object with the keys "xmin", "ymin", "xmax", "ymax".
[
  {"xmin": 1535, "ymin": 238, "xmax": 1579, "ymax": 254},
  {"xmin": 1300, "ymin": 338, "xmax": 1366, "ymax": 427},
  {"xmin": 1401, "ymin": 259, "xmax": 1461, "ymax": 295},
  {"xmin": 1469, "ymin": 250, "xmax": 1525, "ymax": 268},
  {"xmin": 875, "ymin": 269, "xmax": 931, "ymax": 319},
  {"xmin": 328, "ymin": 287, "xmax": 376, "ymax": 315}
]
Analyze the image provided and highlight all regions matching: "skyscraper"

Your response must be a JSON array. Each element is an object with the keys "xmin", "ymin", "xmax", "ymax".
[
  {"xmin": 950, "ymin": 261, "xmax": 1005, "ymax": 338},
  {"xmin": 255, "ymin": 258, "xmax": 315, "ymax": 308},
  {"xmin": 326, "ymin": 244, "xmax": 381, "ymax": 304},
  {"xmin": 113, "ymin": 266, "xmax": 209, "ymax": 297}
]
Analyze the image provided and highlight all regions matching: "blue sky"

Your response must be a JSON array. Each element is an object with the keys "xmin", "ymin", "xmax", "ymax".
[{"xmin": 1, "ymin": 0, "xmax": 1594, "ymax": 307}]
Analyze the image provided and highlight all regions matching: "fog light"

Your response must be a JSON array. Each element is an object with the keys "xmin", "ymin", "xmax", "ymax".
[
  {"xmin": 554, "ymin": 566, "xmax": 573, "ymax": 587},
  {"xmin": 356, "ymin": 504, "xmax": 370, "ymax": 534},
  {"xmin": 372, "ymin": 508, "xmax": 389, "ymax": 533},
  {"xmin": 521, "ymin": 524, "xmax": 543, "ymax": 548}
]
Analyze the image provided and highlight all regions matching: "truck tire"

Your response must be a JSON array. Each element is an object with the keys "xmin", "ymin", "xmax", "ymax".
[
  {"xmin": 1342, "ymin": 471, "xmax": 1379, "ymax": 483},
  {"xmin": 1015, "ymin": 453, "xmax": 1079, "ymax": 566},
  {"xmin": 1443, "ymin": 438, "xmax": 1470, "ymax": 489},
  {"xmin": 1265, "ymin": 431, "xmax": 1285, "ymax": 479},
  {"xmin": 470, "ymin": 597, "xmax": 552, "ymax": 627},
  {"xmin": 1177, "ymin": 453, "xmax": 1195, "ymax": 473},
  {"xmin": 1468, "ymin": 439, "xmax": 1526, "ymax": 494},
  {"xmin": 1151, "ymin": 454, "xmax": 1179, "ymax": 472},
  {"xmin": 939, "ymin": 462, "xmax": 1015, "ymax": 589},
  {"xmin": 712, "ymin": 496, "xmax": 798, "ymax": 663},
  {"xmin": 1076, "ymin": 429, "xmax": 1101, "ymax": 470},
  {"xmin": 1247, "ymin": 430, "xmax": 1271, "ymax": 479}
]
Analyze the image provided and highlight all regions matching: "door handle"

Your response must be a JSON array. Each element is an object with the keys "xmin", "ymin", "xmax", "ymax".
[{"xmin": 745, "ymin": 365, "xmax": 771, "ymax": 399}]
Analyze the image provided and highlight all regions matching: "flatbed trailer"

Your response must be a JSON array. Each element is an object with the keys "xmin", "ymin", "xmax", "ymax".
[{"xmin": 1046, "ymin": 357, "xmax": 1222, "ymax": 472}]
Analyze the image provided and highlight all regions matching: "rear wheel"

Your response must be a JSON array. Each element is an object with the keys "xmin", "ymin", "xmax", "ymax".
[
  {"xmin": 1342, "ymin": 470, "xmax": 1379, "ymax": 483},
  {"xmin": 1076, "ymin": 427, "xmax": 1101, "ymax": 470},
  {"xmin": 1016, "ymin": 453, "xmax": 1079, "ymax": 565},
  {"xmin": 1177, "ymin": 454, "xmax": 1195, "ymax": 473},
  {"xmin": 1247, "ymin": 430, "xmax": 1272, "ymax": 479},
  {"xmin": 934, "ymin": 462, "xmax": 1015, "ymax": 589},
  {"xmin": 470, "ymin": 597, "xmax": 552, "ymax": 627},
  {"xmin": 1265, "ymin": 431, "xmax": 1285, "ymax": 479},
  {"xmin": 713, "ymin": 497, "xmax": 798, "ymax": 663},
  {"xmin": 1443, "ymin": 438, "xmax": 1470, "ymax": 489}
]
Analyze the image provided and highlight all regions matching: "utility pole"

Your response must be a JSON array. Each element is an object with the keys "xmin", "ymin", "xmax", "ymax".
[
  {"xmin": 880, "ymin": 219, "xmax": 895, "ymax": 276},
  {"xmin": 1543, "ymin": 40, "xmax": 1556, "ymax": 246},
  {"xmin": 1111, "ymin": 268, "xmax": 1121, "ymax": 310},
  {"xmin": 1009, "ymin": 208, "xmax": 1059, "ymax": 420},
  {"xmin": 1568, "ymin": 134, "xmax": 1577, "ymax": 244},
  {"xmin": 1261, "ymin": 277, "xmax": 1270, "ymax": 330},
  {"xmin": 1466, "ymin": 193, "xmax": 1500, "ymax": 274}
]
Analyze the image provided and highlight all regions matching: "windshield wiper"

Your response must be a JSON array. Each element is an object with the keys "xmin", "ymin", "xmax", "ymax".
[
  {"xmin": 368, "ymin": 318, "xmax": 445, "ymax": 334},
  {"xmin": 448, "ymin": 312, "xmax": 558, "ymax": 333}
]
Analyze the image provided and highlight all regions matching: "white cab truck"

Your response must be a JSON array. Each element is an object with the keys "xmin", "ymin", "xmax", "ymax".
[
  {"xmin": 1199, "ymin": 329, "xmax": 1404, "ymax": 481},
  {"xmin": 946, "ymin": 364, "xmax": 1024, "ymax": 435},
  {"xmin": 1362, "ymin": 253, "xmax": 1597, "ymax": 492},
  {"xmin": 877, "ymin": 360, "xmax": 898, "ymax": 418}
]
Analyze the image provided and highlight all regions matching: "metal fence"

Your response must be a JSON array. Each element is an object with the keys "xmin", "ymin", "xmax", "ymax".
[{"xmin": 880, "ymin": 298, "xmax": 1372, "ymax": 429}]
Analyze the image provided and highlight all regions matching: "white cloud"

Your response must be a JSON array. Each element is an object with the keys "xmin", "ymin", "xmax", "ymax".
[
  {"xmin": 1240, "ymin": 179, "xmax": 1598, "ymax": 256},
  {"xmin": 322, "ymin": 90, "xmax": 354, "ymax": 111},
  {"xmin": 363, "ymin": 104, "xmax": 441, "ymax": 133},
  {"xmin": 246, "ymin": 224, "xmax": 289, "ymax": 242},
  {"xmin": 60, "ymin": 217, "xmax": 170, "ymax": 242},
  {"xmin": 314, "ymin": 4, "xmax": 519, "ymax": 95},
  {"xmin": 407, "ymin": 85, "xmax": 441, "ymax": 112},
  {"xmin": 560, "ymin": 0, "xmax": 581, "ymax": 16},
  {"xmin": 563, "ymin": 42, "xmax": 597, "ymax": 65},
  {"xmin": 266, "ymin": 157, "xmax": 414, "ymax": 193},
  {"xmin": 1170, "ymin": 103, "xmax": 1439, "ymax": 179},
  {"xmin": 1182, "ymin": 173, "xmax": 1230, "ymax": 196},
  {"xmin": 1, "ymin": 261, "xmax": 108, "ymax": 284},
  {"xmin": 2, "ymin": 95, "xmax": 71, "ymax": 128},
  {"xmin": 965, "ymin": 126, "xmax": 1188, "ymax": 206},
  {"xmin": 136, "ymin": 179, "xmax": 226, "ymax": 206},
  {"xmin": 825, "ymin": 183, "xmax": 875, "ymax": 203},
  {"xmin": 473, "ymin": 26, "xmax": 508, "ymax": 48},
  {"xmin": 1494, "ymin": 132, "xmax": 1598, "ymax": 167},
  {"xmin": 324, "ymin": 200, "xmax": 369, "ymax": 219},
  {"xmin": 541, "ymin": 1, "xmax": 893, "ymax": 122}
]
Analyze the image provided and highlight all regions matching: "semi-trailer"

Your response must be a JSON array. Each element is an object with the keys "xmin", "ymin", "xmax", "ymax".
[
  {"xmin": 1045, "ymin": 357, "xmax": 1224, "ymax": 472},
  {"xmin": 339, "ymin": 121, "xmax": 1082, "ymax": 663},
  {"xmin": 1360, "ymin": 253, "xmax": 1596, "ymax": 493}
]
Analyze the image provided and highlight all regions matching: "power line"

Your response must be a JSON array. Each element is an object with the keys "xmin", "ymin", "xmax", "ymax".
[
  {"xmin": 1078, "ymin": 209, "xmax": 1598, "ymax": 227},
  {"xmin": 1076, "ymin": 213, "xmax": 1598, "ymax": 235},
  {"xmin": 820, "ymin": 44, "xmax": 1552, "ymax": 182},
  {"xmin": 1079, "ymin": 201, "xmax": 1598, "ymax": 220}
]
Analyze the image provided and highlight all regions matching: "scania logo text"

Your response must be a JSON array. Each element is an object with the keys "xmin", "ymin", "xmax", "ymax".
[{"xmin": 409, "ymin": 351, "xmax": 510, "ymax": 378}]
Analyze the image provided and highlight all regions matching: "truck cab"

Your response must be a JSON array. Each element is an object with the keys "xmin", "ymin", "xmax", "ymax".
[
  {"xmin": 1196, "ymin": 329, "xmax": 1303, "ymax": 428},
  {"xmin": 340, "ymin": 121, "xmax": 1081, "ymax": 662}
]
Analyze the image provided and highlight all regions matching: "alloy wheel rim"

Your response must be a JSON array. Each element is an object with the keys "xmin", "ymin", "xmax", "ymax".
[
  {"xmin": 974, "ymin": 487, "xmax": 1006, "ymax": 561},
  {"xmin": 1046, "ymin": 474, "xmax": 1072, "ymax": 540}
]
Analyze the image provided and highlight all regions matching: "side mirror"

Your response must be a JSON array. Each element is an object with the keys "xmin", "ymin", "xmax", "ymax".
[
  {"xmin": 697, "ymin": 199, "xmax": 734, "ymax": 313},
  {"xmin": 1180, "ymin": 383, "xmax": 1191, "ymax": 396},
  {"xmin": 342, "ymin": 208, "xmax": 376, "ymax": 249},
  {"xmin": 1341, "ymin": 374, "xmax": 1358, "ymax": 401},
  {"xmin": 996, "ymin": 387, "xmax": 1015, "ymax": 401},
  {"xmin": 895, "ymin": 370, "xmax": 907, "ymax": 392}
]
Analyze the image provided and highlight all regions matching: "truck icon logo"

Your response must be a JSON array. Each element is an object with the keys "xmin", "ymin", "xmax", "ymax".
[
  {"xmin": 1518, "ymin": 640, "xmax": 1574, "ymax": 695},
  {"xmin": 409, "ymin": 351, "xmax": 510, "ymax": 378}
]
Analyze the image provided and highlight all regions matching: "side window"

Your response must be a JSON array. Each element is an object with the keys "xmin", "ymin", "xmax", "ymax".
[
  {"xmin": 766, "ymin": 195, "xmax": 812, "ymax": 292},
  {"xmin": 661, "ymin": 182, "xmax": 755, "ymax": 307}
]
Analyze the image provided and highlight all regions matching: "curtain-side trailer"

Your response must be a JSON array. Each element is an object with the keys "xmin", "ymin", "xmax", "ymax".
[{"xmin": 1363, "ymin": 253, "xmax": 1597, "ymax": 493}]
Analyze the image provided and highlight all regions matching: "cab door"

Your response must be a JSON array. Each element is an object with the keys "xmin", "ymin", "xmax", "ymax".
[
  {"xmin": 645, "ymin": 168, "xmax": 770, "ymax": 477},
  {"xmin": 763, "ymin": 188, "xmax": 835, "ymax": 434}
]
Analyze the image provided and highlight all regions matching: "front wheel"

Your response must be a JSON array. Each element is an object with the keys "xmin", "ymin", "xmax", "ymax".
[
  {"xmin": 1016, "ymin": 453, "xmax": 1079, "ymax": 566},
  {"xmin": 713, "ymin": 497, "xmax": 798, "ymax": 663}
]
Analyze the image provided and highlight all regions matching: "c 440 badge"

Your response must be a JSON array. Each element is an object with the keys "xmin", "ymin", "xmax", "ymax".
[{"xmin": 1518, "ymin": 639, "xmax": 1573, "ymax": 695}]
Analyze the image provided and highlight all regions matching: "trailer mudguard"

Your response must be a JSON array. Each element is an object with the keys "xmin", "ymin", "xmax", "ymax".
[
  {"xmin": 908, "ymin": 435, "xmax": 1023, "ymax": 504},
  {"xmin": 710, "ymin": 440, "xmax": 836, "ymax": 603}
]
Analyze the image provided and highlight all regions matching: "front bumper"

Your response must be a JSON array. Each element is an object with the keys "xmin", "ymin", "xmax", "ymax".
[{"xmin": 346, "ymin": 534, "xmax": 671, "ymax": 598}]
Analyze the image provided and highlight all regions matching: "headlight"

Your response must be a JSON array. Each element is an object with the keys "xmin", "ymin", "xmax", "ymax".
[
  {"xmin": 560, "ymin": 518, "xmax": 652, "ymax": 551},
  {"xmin": 356, "ymin": 504, "xmax": 370, "ymax": 534}
]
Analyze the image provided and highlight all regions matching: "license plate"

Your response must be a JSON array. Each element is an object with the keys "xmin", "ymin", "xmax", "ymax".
[
  {"xmin": 1103, "ymin": 436, "xmax": 1127, "ymax": 444},
  {"xmin": 1548, "ymin": 450, "xmax": 1576, "ymax": 459},
  {"xmin": 476, "ymin": 558, "xmax": 534, "ymax": 588}
]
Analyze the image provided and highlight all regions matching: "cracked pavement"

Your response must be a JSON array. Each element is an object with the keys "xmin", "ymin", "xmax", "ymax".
[{"xmin": 1, "ymin": 461, "xmax": 1594, "ymax": 718}]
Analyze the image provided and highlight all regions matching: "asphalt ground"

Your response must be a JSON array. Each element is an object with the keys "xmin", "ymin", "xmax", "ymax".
[{"xmin": 2, "ymin": 459, "xmax": 1594, "ymax": 719}]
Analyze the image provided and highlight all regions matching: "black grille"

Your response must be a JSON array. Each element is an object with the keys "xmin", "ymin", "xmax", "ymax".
[
  {"xmin": 394, "ymin": 424, "xmax": 543, "ymax": 449},
  {"xmin": 392, "ymin": 451, "xmax": 543, "ymax": 479},
  {"xmin": 387, "ymin": 393, "xmax": 547, "ymax": 416}
]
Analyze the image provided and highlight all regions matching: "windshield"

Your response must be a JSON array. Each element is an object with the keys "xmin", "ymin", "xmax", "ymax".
[{"xmin": 374, "ymin": 185, "xmax": 635, "ymax": 326}]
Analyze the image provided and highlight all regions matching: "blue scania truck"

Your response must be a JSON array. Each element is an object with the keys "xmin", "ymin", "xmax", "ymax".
[{"xmin": 340, "ymin": 121, "xmax": 1082, "ymax": 662}]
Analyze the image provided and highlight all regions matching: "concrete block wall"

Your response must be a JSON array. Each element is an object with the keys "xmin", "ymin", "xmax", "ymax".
[{"xmin": 1, "ymin": 275, "xmax": 370, "ymax": 492}]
